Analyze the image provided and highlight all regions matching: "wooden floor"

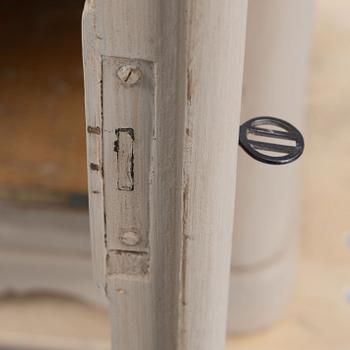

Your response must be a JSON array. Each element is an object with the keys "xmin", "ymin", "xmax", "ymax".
[{"xmin": 0, "ymin": 0, "xmax": 349, "ymax": 349}]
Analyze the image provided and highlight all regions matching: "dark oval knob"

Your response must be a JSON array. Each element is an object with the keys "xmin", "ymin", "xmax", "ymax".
[{"xmin": 239, "ymin": 116, "xmax": 304, "ymax": 165}]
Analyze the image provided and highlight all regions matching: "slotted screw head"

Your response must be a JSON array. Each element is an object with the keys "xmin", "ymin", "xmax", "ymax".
[
  {"xmin": 117, "ymin": 65, "xmax": 142, "ymax": 86},
  {"xmin": 120, "ymin": 231, "xmax": 141, "ymax": 246}
]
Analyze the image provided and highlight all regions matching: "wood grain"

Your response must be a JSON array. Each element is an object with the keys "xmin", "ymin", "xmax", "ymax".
[
  {"xmin": 83, "ymin": 0, "xmax": 247, "ymax": 349},
  {"xmin": 228, "ymin": 0, "xmax": 314, "ymax": 333}
]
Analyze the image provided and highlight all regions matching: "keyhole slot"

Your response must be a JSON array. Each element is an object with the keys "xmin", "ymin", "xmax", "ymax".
[{"xmin": 115, "ymin": 128, "xmax": 135, "ymax": 191}]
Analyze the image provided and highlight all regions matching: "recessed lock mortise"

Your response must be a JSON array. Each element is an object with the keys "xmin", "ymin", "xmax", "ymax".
[
  {"xmin": 102, "ymin": 56, "xmax": 154, "ymax": 258},
  {"xmin": 115, "ymin": 128, "xmax": 135, "ymax": 191}
]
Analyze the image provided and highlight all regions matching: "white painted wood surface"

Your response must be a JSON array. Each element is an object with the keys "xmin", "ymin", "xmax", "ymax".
[
  {"xmin": 0, "ymin": 204, "xmax": 105, "ymax": 306},
  {"xmin": 179, "ymin": 2, "xmax": 247, "ymax": 348},
  {"xmin": 0, "ymin": 249, "xmax": 104, "ymax": 306},
  {"xmin": 0, "ymin": 204, "xmax": 90, "ymax": 254},
  {"xmin": 82, "ymin": 0, "xmax": 247, "ymax": 349},
  {"xmin": 82, "ymin": 1, "xmax": 105, "ymax": 290},
  {"xmin": 228, "ymin": 0, "xmax": 314, "ymax": 332}
]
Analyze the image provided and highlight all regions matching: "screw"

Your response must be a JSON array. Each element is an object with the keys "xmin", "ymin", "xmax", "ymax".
[
  {"xmin": 87, "ymin": 126, "xmax": 101, "ymax": 135},
  {"xmin": 117, "ymin": 65, "xmax": 142, "ymax": 86},
  {"xmin": 120, "ymin": 231, "xmax": 141, "ymax": 246}
]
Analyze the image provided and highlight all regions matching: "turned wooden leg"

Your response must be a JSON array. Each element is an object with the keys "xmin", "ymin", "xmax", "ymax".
[
  {"xmin": 228, "ymin": 0, "xmax": 314, "ymax": 333},
  {"xmin": 83, "ymin": 0, "xmax": 247, "ymax": 349}
]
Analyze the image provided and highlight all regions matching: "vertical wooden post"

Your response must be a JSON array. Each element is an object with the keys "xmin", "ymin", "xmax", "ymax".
[
  {"xmin": 228, "ymin": 0, "xmax": 314, "ymax": 332},
  {"xmin": 83, "ymin": 0, "xmax": 247, "ymax": 349}
]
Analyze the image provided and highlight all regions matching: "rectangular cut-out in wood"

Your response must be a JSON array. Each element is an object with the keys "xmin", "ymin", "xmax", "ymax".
[
  {"xmin": 115, "ymin": 128, "xmax": 135, "ymax": 191},
  {"xmin": 103, "ymin": 57, "xmax": 154, "ymax": 255},
  {"xmin": 107, "ymin": 250, "xmax": 150, "ymax": 277}
]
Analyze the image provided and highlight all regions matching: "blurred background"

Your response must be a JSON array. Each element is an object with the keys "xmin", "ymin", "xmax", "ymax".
[{"xmin": 0, "ymin": 0, "xmax": 349, "ymax": 349}]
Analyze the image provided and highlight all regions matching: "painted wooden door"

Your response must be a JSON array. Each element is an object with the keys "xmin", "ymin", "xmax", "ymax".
[{"xmin": 82, "ymin": 0, "xmax": 247, "ymax": 349}]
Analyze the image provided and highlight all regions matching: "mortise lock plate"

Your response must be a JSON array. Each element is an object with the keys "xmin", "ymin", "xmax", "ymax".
[
  {"xmin": 101, "ymin": 57, "xmax": 155, "ymax": 278},
  {"xmin": 238, "ymin": 116, "xmax": 304, "ymax": 165}
]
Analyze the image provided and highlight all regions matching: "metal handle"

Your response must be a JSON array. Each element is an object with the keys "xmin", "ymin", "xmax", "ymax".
[{"xmin": 239, "ymin": 116, "xmax": 304, "ymax": 165}]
